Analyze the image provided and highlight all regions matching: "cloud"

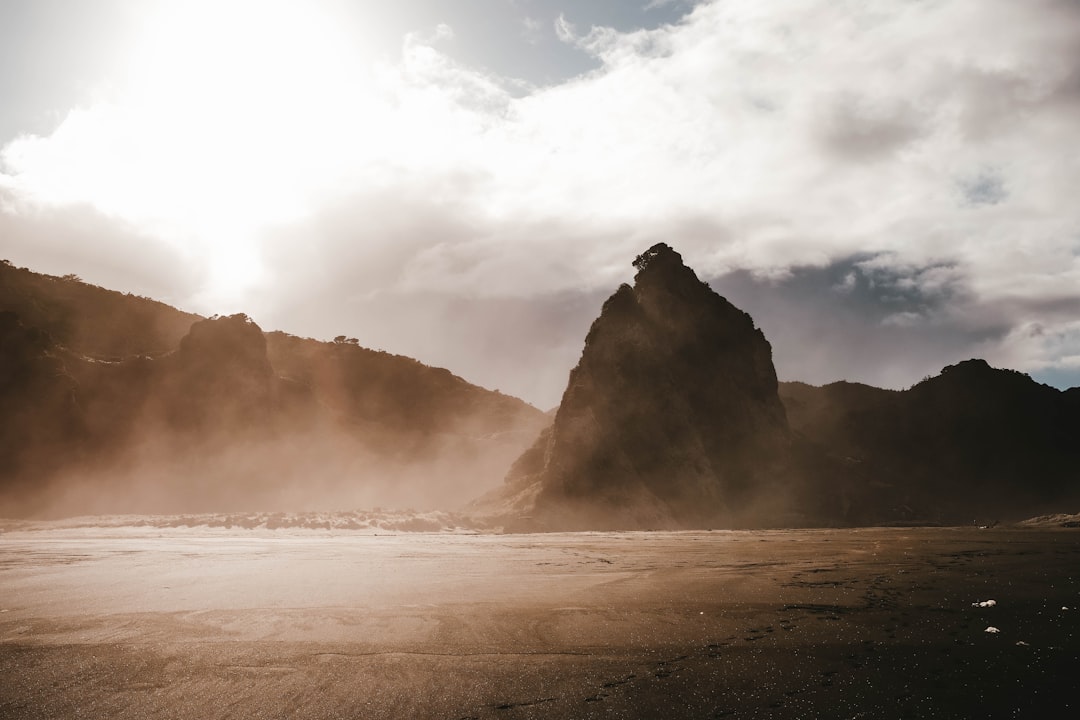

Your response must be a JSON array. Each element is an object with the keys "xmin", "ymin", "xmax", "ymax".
[
  {"xmin": 521, "ymin": 17, "xmax": 544, "ymax": 45},
  {"xmin": 713, "ymin": 252, "xmax": 1080, "ymax": 393},
  {"xmin": 0, "ymin": 187, "xmax": 201, "ymax": 303},
  {"xmin": 553, "ymin": 14, "xmax": 577, "ymax": 45},
  {"xmin": 710, "ymin": 257, "xmax": 1012, "ymax": 391},
  {"xmin": 959, "ymin": 169, "xmax": 1009, "ymax": 206},
  {"xmin": 814, "ymin": 92, "xmax": 926, "ymax": 161},
  {"xmin": 2, "ymin": 0, "xmax": 1080, "ymax": 401}
]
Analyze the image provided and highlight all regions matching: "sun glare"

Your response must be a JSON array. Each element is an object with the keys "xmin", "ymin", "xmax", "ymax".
[
  {"xmin": 2, "ymin": 0, "xmax": 503, "ymax": 305},
  {"xmin": 91, "ymin": 0, "xmax": 382, "ymax": 300}
]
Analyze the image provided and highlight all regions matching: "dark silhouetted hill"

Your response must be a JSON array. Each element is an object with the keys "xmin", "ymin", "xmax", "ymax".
[
  {"xmin": 779, "ymin": 360, "xmax": 1080, "ymax": 523},
  {"xmin": 0, "ymin": 312, "xmax": 84, "ymax": 503},
  {"xmin": 0, "ymin": 261, "xmax": 547, "ymax": 517}
]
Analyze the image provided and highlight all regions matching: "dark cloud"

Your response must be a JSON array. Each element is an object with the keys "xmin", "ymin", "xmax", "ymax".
[
  {"xmin": 816, "ymin": 94, "xmax": 925, "ymax": 161},
  {"xmin": 708, "ymin": 256, "xmax": 1013, "ymax": 390},
  {"xmin": 960, "ymin": 170, "xmax": 1008, "ymax": 206}
]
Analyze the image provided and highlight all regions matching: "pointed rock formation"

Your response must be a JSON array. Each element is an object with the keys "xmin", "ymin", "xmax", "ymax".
[{"xmin": 478, "ymin": 243, "xmax": 796, "ymax": 529}]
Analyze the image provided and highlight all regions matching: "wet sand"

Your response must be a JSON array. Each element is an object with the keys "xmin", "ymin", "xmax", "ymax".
[{"xmin": 2, "ymin": 526, "xmax": 1078, "ymax": 718}]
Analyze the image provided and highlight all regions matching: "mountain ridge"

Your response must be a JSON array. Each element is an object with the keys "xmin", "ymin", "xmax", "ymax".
[
  {"xmin": 778, "ymin": 359, "xmax": 1080, "ymax": 523},
  {"xmin": 472, "ymin": 245, "xmax": 1080, "ymax": 529},
  {"xmin": 1, "ymin": 260, "xmax": 547, "ymax": 518},
  {"xmin": 5, "ymin": 254, "xmax": 1078, "ymax": 526}
]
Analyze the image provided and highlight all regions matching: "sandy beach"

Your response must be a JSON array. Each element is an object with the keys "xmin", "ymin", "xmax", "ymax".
[{"xmin": 2, "ymin": 525, "xmax": 1078, "ymax": 718}]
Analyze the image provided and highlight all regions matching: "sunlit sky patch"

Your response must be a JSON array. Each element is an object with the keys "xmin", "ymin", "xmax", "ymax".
[{"xmin": 2, "ymin": 0, "xmax": 1079, "ymax": 406}]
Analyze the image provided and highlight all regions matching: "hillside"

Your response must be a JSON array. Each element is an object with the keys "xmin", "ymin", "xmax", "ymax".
[
  {"xmin": 0, "ymin": 259, "xmax": 200, "ymax": 358},
  {"xmin": 5, "ymin": 256, "xmax": 1078, "ymax": 526},
  {"xmin": 779, "ymin": 361, "xmax": 1080, "ymax": 523},
  {"xmin": 0, "ymin": 261, "xmax": 547, "ymax": 517}
]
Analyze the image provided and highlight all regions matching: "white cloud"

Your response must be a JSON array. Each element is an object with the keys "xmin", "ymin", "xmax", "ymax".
[
  {"xmin": 521, "ymin": 17, "xmax": 544, "ymax": 45},
  {"xmin": 3, "ymin": 0, "xmax": 1080, "ymax": 400},
  {"xmin": 553, "ymin": 14, "xmax": 577, "ymax": 45}
]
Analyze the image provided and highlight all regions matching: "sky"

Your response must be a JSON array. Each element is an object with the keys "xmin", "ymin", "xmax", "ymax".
[{"xmin": 2, "ymin": 0, "xmax": 1079, "ymax": 408}]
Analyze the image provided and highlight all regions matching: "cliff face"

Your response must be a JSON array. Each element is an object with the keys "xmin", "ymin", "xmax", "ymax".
[{"xmin": 482, "ymin": 244, "xmax": 795, "ymax": 529}]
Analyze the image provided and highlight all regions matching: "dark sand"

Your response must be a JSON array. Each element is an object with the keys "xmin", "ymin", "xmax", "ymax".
[{"xmin": 2, "ymin": 525, "xmax": 1078, "ymax": 718}]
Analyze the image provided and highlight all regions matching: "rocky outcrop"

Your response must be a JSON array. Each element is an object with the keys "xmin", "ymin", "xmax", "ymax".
[{"xmin": 475, "ymin": 244, "xmax": 798, "ymax": 529}]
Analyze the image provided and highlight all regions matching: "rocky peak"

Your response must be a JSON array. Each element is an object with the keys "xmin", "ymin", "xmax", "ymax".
[
  {"xmin": 486, "ymin": 244, "xmax": 793, "ymax": 529},
  {"xmin": 630, "ymin": 243, "xmax": 708, "ymax": 301}
]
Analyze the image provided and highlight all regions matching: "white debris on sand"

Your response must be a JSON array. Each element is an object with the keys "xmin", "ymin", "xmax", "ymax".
[
  {"xmin": 0, "ymin": 510, "xmax": 489, "ymax": 535},
  {"xmin": 985, "ymin": 626, "xmax": 1001, "ymax": 634},
  {"xmin": 1016, "ymin": 641, "xmax": 1030, "ymax": 647},
  {"xmin": 972, "ymin": 599, "xmax": 997, "ymax": 608}
]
